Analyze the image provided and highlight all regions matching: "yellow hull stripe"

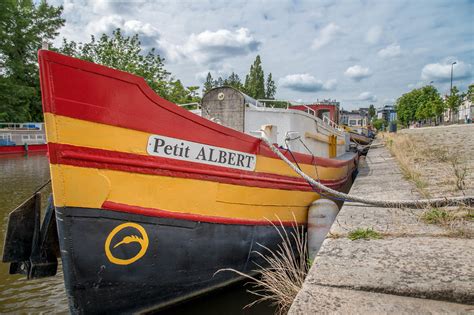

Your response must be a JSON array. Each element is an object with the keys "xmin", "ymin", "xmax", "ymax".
[
  {"xmin": 50, "ymin": 164, "xmax": 315, "ymax": 223},
  {"xmin": 44, "ymin": 113, "xmax": 349, "ymax": 180}
]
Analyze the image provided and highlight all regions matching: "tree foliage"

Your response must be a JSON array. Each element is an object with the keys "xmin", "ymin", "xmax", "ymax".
[
  {"xmin": 203, "ymin": 72, "xmax": 214, "ymax": 95},
  {"xmin": 368, "ymin": 104, "xmax": 376, "ymax": 120},
  {"xmin": 446, "ymin": 86, "xmax": 461, "ymax": 113},
  {"xmin": 202, "ymin": 71, "xmax": 244, "ymax": 95},
  {"xmin": 265, "ymin": 73, "xmax": 276, "ymax": 99},
  {"xmin": 60, "ymin": 29, "xmax": 200, "ymax": 104},
  {"xmin": 372, "ymin": 118, "xmax": 385, "ymax": 131},
  {"xmin": 244, "ymin": 55, "xmax": 266, "ymax": 99},
  {"xmin": 0, "ymin": 0, "xmax": 64, "ymax": 122},
  {"xmin": 468, "ymin": 84, "xmax": 474, "ymax": 103},
  {"xmin": 201, "ymin": 55, "xmax": 277, "ymax": 102},
  {"xmin": 396, "ymin": 85, "xmax": 444, "ymax": 126}
]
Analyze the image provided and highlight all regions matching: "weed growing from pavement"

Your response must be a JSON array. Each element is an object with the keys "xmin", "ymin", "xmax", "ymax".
[{"xmin": 348, "ymin": 228, "xmax": 382, "ymax": 240}]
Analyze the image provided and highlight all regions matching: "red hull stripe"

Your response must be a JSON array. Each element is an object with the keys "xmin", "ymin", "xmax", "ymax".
[
  {"xmin": 39, "ymin": 51, "xmax": 356, "ymax": 168},
  {"xmin": 102, "ymin": 201, "xmax": 299, "ymax": 227},
  {"xmin": 49, "ymin": 143, "xmax": 351, "ymax": 191}
]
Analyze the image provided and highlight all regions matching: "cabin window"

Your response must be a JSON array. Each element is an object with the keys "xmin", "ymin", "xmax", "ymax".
[
  {"xmin": 22, "ymin": 135, "xmax": 29, "ymax": 140},
  {"xmin": 36, "ymin": 135, "xmax": 43, "ymax": 140},
  {"xmin": 349, "ymin": 119, "xmax": 357, "ymax": 126},
  {"xmin": 0, "ymin": 134, "xmax": 12, "ymax": 141}
]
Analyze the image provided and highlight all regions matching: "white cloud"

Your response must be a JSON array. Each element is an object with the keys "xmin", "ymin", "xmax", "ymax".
[
  {"xmin": 85, "ymin": 16, "xmax": 160, "ymax": 47},
  {"xmin": 383, "ymin": 98, "xmax": 396, "ymax": 104},
  {"xmin": 86, "ymin": 15, "xmax": 124, "ymax": 35},
  {"xmin": 279, "ymin": 74, "xmax": 337, "ymax": 92},
  {"xmin": 90, "ymin": 0, "xmax": 144, "ymax": 14},
  {"xmin": 358, "ymin": 92, "xmax": 377, "ymax": 102},
  {"xmin": 195, "ymin": 64, "xmax": 235, "ymax": 82},
  {"xmin": 181, "ymin": 28, "xmax": 260, "ymax": 64},
  {"xmin": 421, "ymin": 59, "xmax": 472, "ymax": 82},
  {"xmin": 311, "ymin": 23, "xmax": 342, "ymax": 50},
  {"xmin": 378, "ymin": 43, "xmax": 401, "ymax": 58},
  {"xmin": 344, "ymin": 65, "xmax": 372, "ymax": 81},
  {"xmin": 123, "ymin": 20, "xmax": 158, "ymax": 37},
  {"xmin": 365, "ymin": 26, "xmax": 383, "ymax": 45}
]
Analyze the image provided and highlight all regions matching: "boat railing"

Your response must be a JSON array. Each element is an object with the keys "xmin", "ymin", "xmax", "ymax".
[
  {"xmin": 322, "ymin": 116, "xmax": 344, "ymax": 132},
  {"xmin": 178, "ymin": 102, "xmax": 201, "ymax": 109},
  {"xmin": 257, "ymin": 99, "xmax": 292, "ymax": 109},
  {"xmin": 0, "ymin": 122, "xmax": 44, "ymax": 131},
  {"xmin": 302, "ymin": 105, "xmax": 316, "ymax": 116}
]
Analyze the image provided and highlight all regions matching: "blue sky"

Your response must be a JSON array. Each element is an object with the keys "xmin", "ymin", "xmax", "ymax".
[{"xmin": 50, "ymin": 0, "xmax": 473, "ymax": 109}]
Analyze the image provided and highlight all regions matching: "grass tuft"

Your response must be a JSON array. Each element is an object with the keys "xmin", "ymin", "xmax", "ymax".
[
  {"xmin": 383, "ymin": 133, "xmax": 430, "ymax": 196},
  {"xmin": 422, "ymin": 208, "xmax": 452, "ymax": 224},
  {"xmin": 348, "ymin": 228, "xmax": 382, "ymax": 240},
  {"xmin": 216, "ymin": 216, "xmax": 309, "ymax": 314}
]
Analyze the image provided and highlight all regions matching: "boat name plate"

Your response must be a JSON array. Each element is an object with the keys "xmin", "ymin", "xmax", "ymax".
[{"xmin": 147, "ymin": 135, "xmax": 256, "ymax": 171}]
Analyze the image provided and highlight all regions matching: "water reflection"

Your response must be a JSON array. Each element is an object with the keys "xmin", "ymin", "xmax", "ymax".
[{"xmin": 0, "ymin": 154, "xmax": 68, "ymax": 314}]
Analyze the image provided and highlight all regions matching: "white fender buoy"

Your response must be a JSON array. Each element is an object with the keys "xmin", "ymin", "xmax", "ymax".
[
  {"xmin": 307, "ymin": 198, "xmax": 339, "ymax": 260},
  {"xmin": 260, "ymin": 124, "xmax": 278, "ymax": 144}
]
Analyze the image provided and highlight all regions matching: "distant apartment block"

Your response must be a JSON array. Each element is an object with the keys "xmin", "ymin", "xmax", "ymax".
[
  {"xmin": 458, "ymin": 95, "xmax": 473, "ymax": 123},
  {"xmin": 340, "ymin": 109, "xmax": 369, "ymax": 128},
  {"xmin": 377, "ymin": 105, "xmax": 397, "ymax": 122}
]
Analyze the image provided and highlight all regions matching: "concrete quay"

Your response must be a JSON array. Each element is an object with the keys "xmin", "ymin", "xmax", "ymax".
[{"xmin": 289, "ymin": 138, "xmax": 474, "ymax": 314}]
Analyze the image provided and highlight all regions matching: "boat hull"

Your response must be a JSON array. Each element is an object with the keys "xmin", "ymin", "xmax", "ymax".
[
  {"xmin": 0, "ymin": 144, "xmax": 47, "ymax": 155},
  {"xmin": 33, "ymin": 50, "xmax": 359, "ymax": 313},
  {"xmin": 56, "ymin": 206, "xmax": 295, "ymax": 314},
  {"xmin": 350, "ymin": 133, "xmax": 372, "ymax": 145}
]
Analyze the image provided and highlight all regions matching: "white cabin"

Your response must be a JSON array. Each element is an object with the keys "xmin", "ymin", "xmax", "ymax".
[{"xmin": 194, "ymin": 87, "xmax": 351, "ymax": 159}]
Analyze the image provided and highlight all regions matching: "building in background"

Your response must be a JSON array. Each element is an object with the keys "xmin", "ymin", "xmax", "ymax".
[
  {"xmin": 458, "ymin": 95, "xmax": 473, "ymax": 123},
  {"xmin": 340, "ymin": 109, "xmax": 369, "ymax": 130},
  {"xmin": 377, "ymin": 105, "xmax": 397, "ymax": 122},
  {"xmin": 290, "ymin": 99, "xmax": 340, "ymax": 123}
]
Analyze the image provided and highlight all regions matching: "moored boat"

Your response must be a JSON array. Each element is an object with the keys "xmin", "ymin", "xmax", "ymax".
[
  {"xmin": 0, "ymin": 123, "xmax": 47, "ymax": 155},
  {"xmin": 3, "ymin": 50, "xmax": 358, "ymax": 313}
]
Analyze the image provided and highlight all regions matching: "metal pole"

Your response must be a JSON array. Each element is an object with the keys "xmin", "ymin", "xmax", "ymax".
[{"xmin": 450, "ymin": 61, "xmax": 457, "ymax": 95}]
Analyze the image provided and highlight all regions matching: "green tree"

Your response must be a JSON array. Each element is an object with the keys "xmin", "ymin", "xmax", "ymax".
[
  {"xmin": 467, "ymin": 84, "xmax": 474, "ymax": 103},
  {"xmin": 372, "ymin": 118, "xmax": 386, "ymax": 131},
  {"xmin": 226, "ymin": 72, "xmax": 243, "ymax": 90},
  {"xmin": 0, "ymin": 0, "xmax": 65, "ymax": 122},
  {"xmin": 265, "ymin": 73, "xmax": 276, "ymax": 99},
  {"xmin": 244, "ymin": 55, "xmax": 266, "ymax": 99},
  {"xmin": 396, "ymin": 85, "xmax": 443, "ymax": 126},
  {"xmin": 215, "ymin": 76, "xmax": 224, "ymax": 88},
  {"xmin": 167, "ymin": 80, "xmax": 200, "ymax": 105},
  {"xmin": 368, "ymin": 104, "xmax": 376, "ymax": 121},
  {"xmin": 202, "ymin": 72, "xmax": 214, "ymax": 95},
  {"xmin": 60, "ymin": 29, "xmax": 171, "ymax": 99},
  {"xmin": 445, "ymin": 86, "xmax": 461, "ymax": 122}
]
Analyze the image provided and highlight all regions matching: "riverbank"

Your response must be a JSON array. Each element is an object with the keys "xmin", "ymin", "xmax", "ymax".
[{"xmin": 289, "ymin": 125, "xmax": 474, "ymax": 313}]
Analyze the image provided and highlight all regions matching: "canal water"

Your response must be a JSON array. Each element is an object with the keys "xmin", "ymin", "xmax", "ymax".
[{"xmin": 0, "ymin": 154, "xmax": 274, "ymax": 314}]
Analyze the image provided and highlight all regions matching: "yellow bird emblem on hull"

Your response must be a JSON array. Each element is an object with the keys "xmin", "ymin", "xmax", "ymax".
[
  {"xmin": 113, "ymin": 235, "xmax": 145, "ymax": 248},
  {"xmin": 105, "ymin": 222, "xmax": 149, "ymax": 265}
]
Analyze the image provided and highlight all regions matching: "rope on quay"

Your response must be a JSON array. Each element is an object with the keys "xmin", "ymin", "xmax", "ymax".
[{"xmin": 260, "ymin": 137, "xmax": 473, "ymax": 209}]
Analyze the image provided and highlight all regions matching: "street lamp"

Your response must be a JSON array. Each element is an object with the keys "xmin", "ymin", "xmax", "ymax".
[{"xmin": 450, "ymin": 61, "xmax": 457, "ymax": 95}]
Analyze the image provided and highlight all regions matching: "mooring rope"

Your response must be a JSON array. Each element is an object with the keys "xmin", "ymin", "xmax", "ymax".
[{"xmin": 260, "ymin": 136, "xmax": 473, "ymax": 208}]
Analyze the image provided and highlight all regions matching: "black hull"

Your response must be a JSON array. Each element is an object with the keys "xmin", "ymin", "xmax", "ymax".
[{"xmin": 55, "ymin": 207, "xmax": 296, "ymax": 314}]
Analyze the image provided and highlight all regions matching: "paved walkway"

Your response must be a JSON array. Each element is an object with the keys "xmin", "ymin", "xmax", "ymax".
[{"xmin": 289, "ymin": 139, "xmax": 474, "ymax": 314}]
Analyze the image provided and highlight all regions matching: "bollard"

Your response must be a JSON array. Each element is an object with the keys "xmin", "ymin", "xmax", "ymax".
[{"xmin": 307, "ymin": 198, "xmax": 339, "ymax": 260}]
